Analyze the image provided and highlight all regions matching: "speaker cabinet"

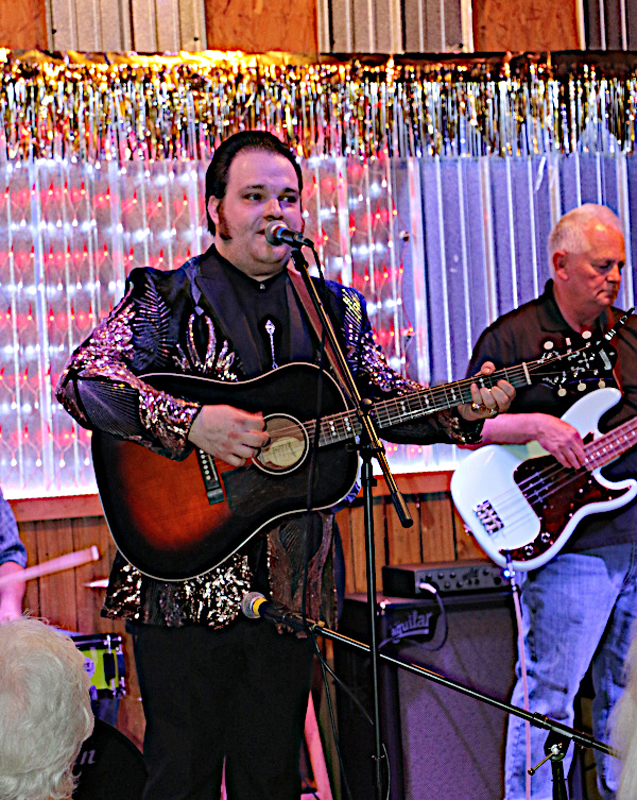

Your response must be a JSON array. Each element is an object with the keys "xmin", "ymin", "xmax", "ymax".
[{"xmin": 333, "ymin": 590, "xmax": 517, "ymax": 800}]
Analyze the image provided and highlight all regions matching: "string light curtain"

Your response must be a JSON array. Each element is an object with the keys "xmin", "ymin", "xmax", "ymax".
[{"xmin": 1, "ymin": 50, "xmax": 636, "ymax": 497}]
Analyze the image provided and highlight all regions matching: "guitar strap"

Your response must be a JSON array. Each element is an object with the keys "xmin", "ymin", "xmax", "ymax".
[{"xmin": 287, "ymin": 267, "xmax": 351, "ymax": 394}]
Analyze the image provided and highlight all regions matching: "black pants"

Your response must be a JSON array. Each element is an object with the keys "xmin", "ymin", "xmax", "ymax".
[{"xmin": 128, "ymin": 617, "xmax": 315, "ymax": 800}]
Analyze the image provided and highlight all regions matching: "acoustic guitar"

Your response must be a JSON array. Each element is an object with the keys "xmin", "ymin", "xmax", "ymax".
[{"xmin": 92, "ymin": 337, "xmax": 618, "ymax": 580}]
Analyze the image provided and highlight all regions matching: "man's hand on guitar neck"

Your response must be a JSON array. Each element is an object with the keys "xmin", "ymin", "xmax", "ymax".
[
  {"xmin": 187, "ymin": 405, "xmax": 270, "ymax": 467},
  {"xmin": 458, "ymin": 360, "xmax": 516, "ymax": 422}
]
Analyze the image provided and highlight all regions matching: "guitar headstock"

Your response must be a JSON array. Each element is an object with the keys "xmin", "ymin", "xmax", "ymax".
[{"xmin": 535, "ymin": 335, "xmax": 617, "ymax": 396}]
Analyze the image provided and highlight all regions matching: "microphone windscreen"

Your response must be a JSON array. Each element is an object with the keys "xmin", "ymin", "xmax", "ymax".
[
  {"xmin": 264, "ymin": 221, "xmax": 286, "ymax": 245},
  {"xmin": 241, "ymin": 591, "xmax": 267, "ymax": 619}
]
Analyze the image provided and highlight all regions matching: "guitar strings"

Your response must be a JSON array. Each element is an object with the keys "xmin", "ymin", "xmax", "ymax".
[
  {"xmin": 473, "ymin": 419, "xmax": 637, "ymax": 544},
  {"xmin": 266, "ymin": 354, "xmax": 588, "ymax": 448}
]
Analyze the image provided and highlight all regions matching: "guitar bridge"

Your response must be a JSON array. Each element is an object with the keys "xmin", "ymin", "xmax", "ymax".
[
  {"xmin": 197, "ymin": 449, "xmax": 225, "ymax": 505},
  {"xmin": 473, "ymin": 500, "xmax": 504, "ymax": 535}
]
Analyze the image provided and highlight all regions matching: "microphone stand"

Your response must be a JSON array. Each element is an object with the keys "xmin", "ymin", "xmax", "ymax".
[
  {"xmin": 290, "ymin": 247, "xmax": 413, "ymax": 800},
  {"xmin": 304, "ymin": 617, "xmax": 614, "ymax": 797}
]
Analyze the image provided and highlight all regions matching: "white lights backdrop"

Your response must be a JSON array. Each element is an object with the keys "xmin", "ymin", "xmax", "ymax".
[{"xmin": 2, "ymin": 53, "xmax": 637, "ymax": 498}]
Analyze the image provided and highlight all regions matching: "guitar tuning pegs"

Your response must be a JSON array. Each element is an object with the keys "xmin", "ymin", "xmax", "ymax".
[
  {"xmin": 543, "ymin": 341, "xmax": 554, "ymax": 350},
  {"xmin": 577, "ymin": 382, "xmax": 586, "ymax": 391},
  {"xmin": 598, "ymin": 379, "xmax": 606, "ymax": 388},
  {"xmin": 582, "ymin": 330, "xmax": 592, "ymax": 340},
  {"xmin": 558, "ymin": 387, "xmax": 567, "ymax": 396}
]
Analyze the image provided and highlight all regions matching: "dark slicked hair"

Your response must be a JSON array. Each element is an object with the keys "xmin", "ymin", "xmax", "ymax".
[{"xmin": 205, "ymin": 130, "xmax": 303, "ymax": 235}]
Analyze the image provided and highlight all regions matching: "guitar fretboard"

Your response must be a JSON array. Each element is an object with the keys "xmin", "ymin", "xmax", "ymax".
[
  {"xmin": 584, "ymin": 417, "xmax": 637, "ymax": 471},
  {"xmin": 311, "ymin": 355, "xmax": 593, "ymax": 448}
]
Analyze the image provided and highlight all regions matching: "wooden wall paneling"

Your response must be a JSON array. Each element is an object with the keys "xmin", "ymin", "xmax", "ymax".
[
  {"xmin": 18, "ymin": 520, "xmax": 40, "ymax": 616},
  {"xmin": 7, "ymin": 483, "xmax": 490, "ymax": 753},
  {"xmin": 418, "ymin": 490, "xmax": 457, "ymax": 564},
  {"xmin": 99, "ymin": 0, "xmax": 134, "ymax": 51},
  {"xmin": 472, "ymin": 0, "xmax": 581, "ymax": 52},
  {"xmin": 337, "ymin": 503, "xmax": 369, "ymax": 594},
  {"xmin": 131, "ymin": 0, "xmax": 158, "ymax": 51},
  {"xmin": 0, "ymin": 0, "xmax": 48, "ymax": 49},
  {"xmin": 205, "ymin": 0, "xmax": 318, "ymax": 55},
  {"xmin": 10, "ymin": 494, "xmax": 103, "ymax": 523},
  {"xmin": 35, "ymin": 517, "xmax": 78, "ymax": 631},
  {"xmin": 337, "ymin": 498, "xmax": 386, "ymax": 594},
  {"xmin": 75, "ymin": 0, "xmax": 103, "ymax": 51},
  {"xmin": 50, "ymin": 0, "xmax": 77, "ymax": 50},
  {"xmin": 177, "ymin": 0, "xmax": 206, "ymax": 50},
  {"xmin": 335, "ymin": 505, "xmax": 354, "ymax": 590},
  {"xmin": 385, "ymin": 495, "xmax": 422, "ymax": 567},
  {"xmin": 71, "ymin": 514, "xmax": 115, "ymax": 635},
  {"xmin": 155, "ymin": 0, "xmax": 181, "ymax": 51}
]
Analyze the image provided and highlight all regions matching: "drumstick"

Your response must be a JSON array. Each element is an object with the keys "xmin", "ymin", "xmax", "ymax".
[{"xmin": 0, "ymin": 546, "xmax": 100, "ymax": 587}]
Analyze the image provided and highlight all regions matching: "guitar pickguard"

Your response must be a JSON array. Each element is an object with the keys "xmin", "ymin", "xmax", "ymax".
[{"xmin": 504, "ymin": 465, "xmax": 629, "ymax": 564}]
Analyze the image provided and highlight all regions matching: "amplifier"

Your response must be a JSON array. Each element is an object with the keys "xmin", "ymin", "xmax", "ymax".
[
  {"xmin": 334, "ymin": 590, "xmax": 517, "ymax": 800},
  {"xmin": 382, "ymin": 558, "xmax": 509, "ymax": 598}
]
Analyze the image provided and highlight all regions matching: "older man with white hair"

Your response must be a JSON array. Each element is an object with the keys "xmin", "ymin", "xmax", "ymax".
[{"xmin": 468, "ymin": 203, "xmax": 637, "ymax": 799}]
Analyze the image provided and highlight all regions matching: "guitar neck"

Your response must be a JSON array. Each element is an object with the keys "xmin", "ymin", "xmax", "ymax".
[
  {"xmin": 316, "ymin": 361, "xmax": 535, "ymax": 447},
  {"xmin": 584, "ymin": 417, "xmax": 637, "ymax": 471}
]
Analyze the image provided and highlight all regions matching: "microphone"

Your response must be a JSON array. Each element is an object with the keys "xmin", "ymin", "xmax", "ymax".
[
  {"xmin": 264, "ymin": 221, "xmax": 314, "ymax": 249},
  {"xmin": 241, "ymin": 592, "xmax": 311, "ymax": 633}
]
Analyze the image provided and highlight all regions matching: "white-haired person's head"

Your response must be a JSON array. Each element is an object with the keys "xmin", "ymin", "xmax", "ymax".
[
  {"xmin": 0, "ymin": 617, "xmax": 94, "ymax": 800},
  {"xmin": 547, "ymin": 203, "xmax": 623, "ymax": 277}
]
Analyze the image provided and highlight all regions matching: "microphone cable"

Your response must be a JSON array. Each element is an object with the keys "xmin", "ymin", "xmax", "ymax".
[{"xmin": 505, "ymin": 553, "xmax": 532, "ymax": 800}]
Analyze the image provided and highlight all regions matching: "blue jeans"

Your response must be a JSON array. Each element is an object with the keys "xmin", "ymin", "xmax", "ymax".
[{"xmin": 505, "ymin": 543, "xmax": 637, "ymax": 800}]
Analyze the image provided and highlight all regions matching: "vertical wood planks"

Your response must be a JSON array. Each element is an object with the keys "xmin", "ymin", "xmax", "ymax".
[
  {"xmin": 472, "ymin": 0, "xmax": 581, "ymax": 51},
  {"xmin": 12, "ymin": 474, "xmax": 488, "ymax": 749}
]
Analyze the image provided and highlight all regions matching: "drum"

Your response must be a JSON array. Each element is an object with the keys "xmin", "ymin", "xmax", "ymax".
[
  {"xmin": 73, "ymin": 718, "xmax": 146, "ymax": 799},
  {"xmin": 69, "ymin": 632, "xmax": 126, "ymax": 700}
]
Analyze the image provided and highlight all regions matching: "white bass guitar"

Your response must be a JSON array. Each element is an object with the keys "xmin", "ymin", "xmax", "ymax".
[{"xmin": 450, "ymin": 388, "xmax": 637, "ymax": 570}]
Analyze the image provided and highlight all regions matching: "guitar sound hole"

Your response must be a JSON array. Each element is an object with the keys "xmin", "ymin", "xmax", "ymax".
[{"xmin": 254, "ymin": 414, "xmax": 308, "ymax": 474}]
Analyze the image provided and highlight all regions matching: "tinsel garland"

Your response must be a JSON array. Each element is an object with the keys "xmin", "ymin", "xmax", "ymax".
[{"xmin": 1, "ymin": 48, "xmax": 637, "ymax": 161}]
